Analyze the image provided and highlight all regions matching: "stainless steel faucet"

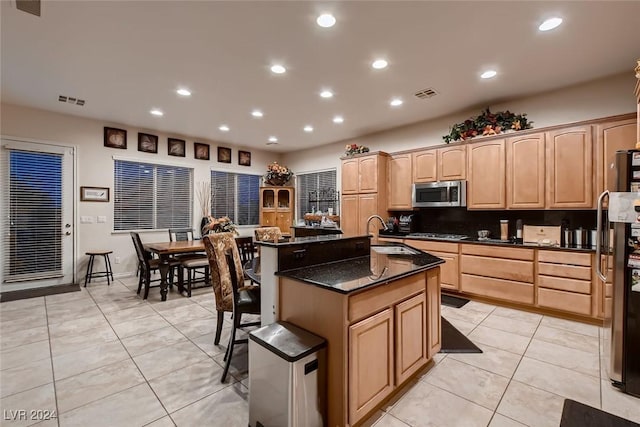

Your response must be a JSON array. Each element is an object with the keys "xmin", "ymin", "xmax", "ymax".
[{"xmin": 366, "ymin": 215, "xmax": 389, "ymax": 235}]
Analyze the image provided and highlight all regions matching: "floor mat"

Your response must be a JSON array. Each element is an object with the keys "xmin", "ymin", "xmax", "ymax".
[
  {"xmin": 441, "ymin": 294, "xmax": 470, "ymax": 308},
  {"xmin": 439, "ymin": 317, "xmax": 482, "ymax": 354},
  {"xmin": 560, "ymin": 399, "xmax": 640, "ymax": 427}
]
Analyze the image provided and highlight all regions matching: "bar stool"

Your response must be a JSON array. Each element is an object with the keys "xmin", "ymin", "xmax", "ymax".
[{"xmin": 84, "ymin": 250, "xmax": 114, "ymax": 287}]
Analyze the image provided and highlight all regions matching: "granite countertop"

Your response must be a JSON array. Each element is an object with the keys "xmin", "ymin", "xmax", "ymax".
[
  {"xmin": 276, "ymin": 243, "xmax": 444, "ymax": 294},
  {"xmin": 256, "ymin": 233, "xmax": 360, "ymax": 247}
]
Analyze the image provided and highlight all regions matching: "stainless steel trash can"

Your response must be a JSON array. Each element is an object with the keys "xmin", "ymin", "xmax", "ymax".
[{"xmin": 249, "ymin": 321, "xmax": 326, "ymax": 427}]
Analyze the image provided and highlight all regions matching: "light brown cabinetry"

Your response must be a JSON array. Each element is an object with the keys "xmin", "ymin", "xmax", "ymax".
[
  {"xmin": 388, "ymin": 154, "xmax": 413, "ymax": 210},
  {"xmin": 545, "ymin": 126, "xmax": 593, "ymax": 208},
  {"xmin": 342, "ymin": 158, "xmax": 360, "ymax": 194},
  {"xmin": 342, "ymin": 153, "xmax": 386, "ymax": 194},
  {"xmin": 438, "ymin": 145, "xmax": 467, "ymax": 181},
  {"xmin": 259, "ymin": 187, "xmax": 294, "ymax": 233},
  {"xmin": 596, "ymin": 118, "xmax": 638, "ymax": 194},
  {"xmin": 412, "ymin": 150, "xmax": 437, "ymax": 183},
  {"xmin": 395, "ymin": 293, "xmax": 428, "ymax": 384},
  {"xmin": 506, "ymin": 133, "xmax": 546, "ymax": 209},
  {"xmin": 537, "ymin": 250, "xmax": 593, "ymax": 316},
  {"xmin": 342, "ymin": 194, "xmax": 384, "ymax": 236},
  {"xmin": 467, "ymin": 140, "xmax": 506, "ymax": 209},
  {"xmin": 405, "ymin": 240, "xmax": 459, "ymax": 291}
]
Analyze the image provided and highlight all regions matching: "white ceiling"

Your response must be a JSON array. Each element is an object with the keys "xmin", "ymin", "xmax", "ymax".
[{"xmin": 2, "ymin": 1, "xmax": 639, "ymax": 153}]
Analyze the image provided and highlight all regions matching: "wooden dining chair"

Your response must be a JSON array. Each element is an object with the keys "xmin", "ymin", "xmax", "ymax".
[
  {"xmin": 130, "ymin": 232, "xmax": 179, "ymax": 299},
  {"xmin": 235, "ymin": 236, "xmax": 256, "ymax": 284},
  {"xmin": 168, "ymin": 228, "xmax": 209, "ymax": 297}
]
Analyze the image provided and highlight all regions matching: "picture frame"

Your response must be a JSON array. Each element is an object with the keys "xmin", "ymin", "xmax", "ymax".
[
  {"xmin": 137, "ymin": 133, "xmax": 158, "ymax": 153},
  {"xmin": 217, "ymin": 146, "xmax": 231, "ymax": 163},
  {"xmin": 80, "ymin": 186, "xmax": 110, "ymax": 202},
  {"xmin": 168, "ymin": 138, "xmax": 185, "ymax": 157},
  {"xmin": 238, "ymin": 150, "xmax": 251, "ymax": 166},
  {"xmin": 194, "ymin": 142, "xmax": 210, "ymax": 160},
  {"xmin": 104, "ymin": 127, "xmax": 127, "ymax": 149}
]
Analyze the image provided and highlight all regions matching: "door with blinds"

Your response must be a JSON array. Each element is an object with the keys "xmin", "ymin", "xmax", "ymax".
[{"xmin": 1, "ymin": 139, "xmax": 75, "ymax": 290}]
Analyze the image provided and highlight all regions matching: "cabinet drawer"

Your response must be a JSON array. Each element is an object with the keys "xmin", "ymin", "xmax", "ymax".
[
  {"xmin": 537, "ymin": 288, "xmax": 591, "ymax": 316},
  {"xmin": 538, "ymin": 262, "xmax": 591, "ymax": 280},
  {"xmin": 406, "ymin": 240, "xmax": 458, "ymax": 254},
  {"xmin": 538, "ymin": 250, "xmax": 591, "ymax": 266},
  {"xmin": 349, "ymin": 273, "xmax": 424, "ymax": 323},
  {"xmin": 461, "ymin": 244, "xmax": 534, "ymax": 261},
  {"xmin": 460, "ymin": 274, "xmax": 534, "ymax": 304},
  {"xmin": 538, "ymin": 275, "xmax": 591, "ymax": 294},
  {"xmin": 461, "ymin": 255, "xmax": 534, "ymax": 283},
  {"xmin": 429, "ymin": 251, "xmax": 459, "ymax": 291}
]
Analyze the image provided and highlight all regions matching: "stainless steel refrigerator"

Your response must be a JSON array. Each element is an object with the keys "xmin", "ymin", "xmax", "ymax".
[{"xmin": 597, "ymin": 149, "xmax": 640, "ymax": 398}]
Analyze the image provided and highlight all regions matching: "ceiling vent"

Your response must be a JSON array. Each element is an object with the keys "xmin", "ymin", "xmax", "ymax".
[
  {"xmin": 414, "ymin": 88, "xmax": 438, "ymax": 99},
  {"xmin": 58, "ymin": 95, "xmax": 85, "ymax": 106},
  {"xmin": 16, "ymin": 0, "xmax": 41, "ymax": 17}
]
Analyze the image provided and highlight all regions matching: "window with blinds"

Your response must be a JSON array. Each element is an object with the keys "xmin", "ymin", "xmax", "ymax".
[
  {"xmin": 297, "ymin": 169, "xmax": 338, "ymax": 217},
  {"xmin": 3, "ymin": 150, "xmax": 63, "ymax": 281},
  {"xmin": 210, "ymin": 171, "xmax": 260, "ymax": 225},
  {"xmin": 114, "ymin": 160, "xmax": 192, "ymax": 231}
]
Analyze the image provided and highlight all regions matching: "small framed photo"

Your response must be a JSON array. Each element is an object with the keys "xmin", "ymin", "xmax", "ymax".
[
  {"xmin": 104, "ymin": 127, "xmax": 127, "ymax": 149},
  {"xmin": 238, "ymin": 150, "xmax": 251, "ymax": 166},
  {"xmin": 194, "ymin": 142, "xmax": 210, "ymax": 160},
  {"xmin": 80, "ymin": 186, "xmax": 109, "ymax": 202},
  {"xmin": 138, "ymin": 133, "xmax": 158, "ymax": 153},
  {"xmin": 168, "ymin": 138, "xmax": 185, "ymax": 157},
  {"xmin": 217, "ymin": 146, "xmax": 231, "ymax": 163}
]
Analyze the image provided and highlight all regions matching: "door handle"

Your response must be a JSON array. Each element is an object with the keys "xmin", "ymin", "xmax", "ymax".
[
  {"xmin": 64, "ymin": 231, "xmax": 71, "ymax": 236},
  {"xmin": 596, "ymin": 190, "xmax": 609, "ymax": 282}
]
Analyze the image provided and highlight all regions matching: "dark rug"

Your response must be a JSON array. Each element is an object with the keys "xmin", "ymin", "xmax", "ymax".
[
  {"xmin": 441, "ymin": 294, "xmax": 470, "ymax": 308},
  {"xmin": 560, "ymin": 399, "xmax": 640, "ymax": 427},
  {"xmin": 0, "ymin": 283, "xmax": 80, "ymax": 302},
  {"xmin": 439, "ymin": 317, "xmax": 482, "ymax": 353}
]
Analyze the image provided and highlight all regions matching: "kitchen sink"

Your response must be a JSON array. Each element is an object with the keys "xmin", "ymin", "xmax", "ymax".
[{"xmin": 371, "ymin": 246, "xmax": 419, "ymax": 255}]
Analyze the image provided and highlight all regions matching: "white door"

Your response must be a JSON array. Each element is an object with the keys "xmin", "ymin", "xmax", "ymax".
[{"xmin": 1, "ymin": 139, "xmax": 75, "ymax": 290}]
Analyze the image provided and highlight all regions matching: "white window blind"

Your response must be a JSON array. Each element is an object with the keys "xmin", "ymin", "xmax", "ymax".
[
  {"xmin": 114, "ymin": 160, "xmax": 192, "ymax": 231},
  {"xmin": 210, "ymin": 170, "xmax": 260, "ymax": 225},
  {"xmin": 3, "ymin": 149, "xmax": 63, "ymax": 281},
  {"xmin": 297, "ymin": 169, "xmax": 338, "ymax": 217}
]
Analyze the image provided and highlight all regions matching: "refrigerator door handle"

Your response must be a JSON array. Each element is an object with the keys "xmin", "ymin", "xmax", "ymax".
[{"xmin": 596, "ymin": 190, "xmax": 610, "ymax": 282}]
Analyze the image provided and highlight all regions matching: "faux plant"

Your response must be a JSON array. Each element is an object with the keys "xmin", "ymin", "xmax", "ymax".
[
  {"xmin": 202, "ymin": 216, "xmax": 238, "ymax": 235},
  {"xmin": 264, "ymin": 161, "xmax": 294, "ymax": 185},
  {"xmin": 344, "ymin": 144, "xmax": 370, "ymax": 156},
  {"xmin": 443, "ymin": 108, "xmax": 533, "ymax": 143}
]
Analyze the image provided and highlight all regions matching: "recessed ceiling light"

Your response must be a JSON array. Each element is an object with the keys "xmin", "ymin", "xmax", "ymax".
[
  {"xmin": 372, "ymin": 59, "xmax": 388, "ymax": 70},
  {"xmin": 176, "ymin": 88, "xmax": 191, "ymax": 96},
  {"xmin": 316, "ymin": 13, "xmax": 336, "ymax": 28},
  {"xmin": 251, "ymin": 110, "xmax": 264, "ymax": 118},
  {"xmin": 270, "ymin": 64, "xmax": 286, "ymax": 74},
  {"xmin": 480, "ymin": 70, "xmax": 497, "ymax": 79},
  {"xmin": 390, "ymin": 98, "xmax": 403, "ymax": 107},
  {"xmin": 303, "ymin": 125, "xmax": 314, "ymax": 132},
  {"xmin": 268, "ymin": 136, "xmax": 278, "ymax": 142},
  {"xmin": 320, "ymin": 90, "xmax": 334, "ymax": 99},
  {"xmin": 150, "ymin": 109, "xmax": 163, "ymax": 116},
  {"xmin": 333, "ymin": 116, "xmax": 344, "ymax": 124},
  {"xmin": 219, "ymin": 125, "xmax": 229, "ymax": 132},
  {"xmin": 539, "ymin": 17, "xmax": 563, "ymax": 32}
]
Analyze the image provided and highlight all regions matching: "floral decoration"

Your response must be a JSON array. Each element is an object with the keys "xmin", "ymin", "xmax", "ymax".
[
  {"xmin": 264, "ymin": 161, "xmax": 294, "ymax": 186},
  {"xmin": 202, "ymin": 216, "xmax": 238, "ymax": 235},
  {"xmin": 443, "ymin": 108, "xmax": 533, "ymax": 143},
  {"xmin": 344, "ymin": 144, "xmax": 370, "ymax": 156}
]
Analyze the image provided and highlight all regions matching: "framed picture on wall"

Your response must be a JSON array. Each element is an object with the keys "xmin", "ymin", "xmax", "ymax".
[
  {"xmin": 194, "ymin": 142, "xmax": 210, "ymax": 160},
  {"xmin": 138, "ymin": 133, "xmax": 158, "ymax": 153},
  {"xmin": 168, "ymin": 138, "xmax": 185, "ymax": 157},
  {"xmin": 238, "ymin": 150, "xmax": 251, "ymax": 166},
  {"xmin": 217, "ymin": 146, "xmax": 231, "ymax": 163},
  {"xmin": 80, "ymin": 186, "xmax": 110, "ymax": 202},
  {"xmin": 104, "ymin": 127, "xmax": 127, "ymax": 149}
]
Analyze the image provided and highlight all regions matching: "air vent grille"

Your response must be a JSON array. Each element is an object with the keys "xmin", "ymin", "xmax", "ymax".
[
  {"xmin": 16, "ymin": 0, "xmax": 41, "ymax": 17},
  {"xmin": 58, "ymin": 95, "xmax": 85, "ymax": 106},
  {"xmin": 414, "ymin": 88, "xmax": 438, "ymax": 99}
]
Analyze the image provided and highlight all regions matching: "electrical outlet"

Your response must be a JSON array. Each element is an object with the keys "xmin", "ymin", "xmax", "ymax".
[
  {"xmin": 80, "ymin": 216, "xmax": 94, "ymax": 224},
  {"xmin": 97, "ymin": 216, "xmax": 107, "ymax": 223},
  {"xmin": 115, "ymin": 257, "xmax": 121, "ymax": 264}
]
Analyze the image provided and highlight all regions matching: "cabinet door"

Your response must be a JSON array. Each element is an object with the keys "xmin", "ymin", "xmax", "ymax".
[
  {"xmin": 341, "ymin": 195, "xmax": 359, "ymax": 236},
  {"xmin": 506, "ymin": 133, "xmax": 545, "ymax": 209},
  {"xmin": 389, "ymin": 154, "xmax": 413, "ymax": 210},
  {"xmin": 342, "ymin": 158, "xmax": 359, "ymax": 194},
  {"xmin": 467, "ymin": 140, "xmax": 506, "ymax": 209},
  {"xmin": 359, "ymin": 156, "xmax": 379, "ymax": 193},
  {"xmin": 428, "ymin": 251, "xmax": 459, "ymax": 290},
  {"xmin": 426, "ymin": 268, "xmax": 441, "ymax": 357},
  {"xmin": 349, "ymin": 308, "xmax": 394, "ymax": 425},
  {"xmin": 395, "ymin": 293, "xmax": 427, "ymax": 385},
  {"xmin": 412, "ymin": 150, "xmax": 437, "ymax": 183},
  {"xmin": 261, "ymin": 211, "xmax": 276, "ymax": 227},
  {"xmin": 359, "ymin": 194, "xmax": 379, "ymax": 235},
  {"xmin": 276, "ymin": 212, "xmax": 291, "ymax": 233},
  {"xmin": 596, "ymin": 118, "xmax": 637, "ymax": 194},
  {"xmin": 437, "ymin": 145, "xmax": 466, "ymax": 181},
  {"xmin": 546, "ymin": 126, "xmax": 593, "ymax": 208}
]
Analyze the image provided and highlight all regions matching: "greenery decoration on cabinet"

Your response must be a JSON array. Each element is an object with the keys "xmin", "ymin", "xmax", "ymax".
[{"xmin": 443, "ymin": 108, "xmax": 533, "ymax": 143}]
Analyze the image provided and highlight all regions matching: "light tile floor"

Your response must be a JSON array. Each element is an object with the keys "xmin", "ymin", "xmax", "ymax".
[{"xmin": 1, "ymin": 277, "xmax": 639, "ymax": 427}]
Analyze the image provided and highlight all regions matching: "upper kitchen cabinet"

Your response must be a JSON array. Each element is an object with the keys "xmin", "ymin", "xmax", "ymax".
[
  {"xmin": 546, "ymin": 126, "xmax": 593, "ymax": 209},
  {"xmin": 411, "ymin": 150, "xmax": 437, "ymax": 183},
  {"xmin": 595, "ymin": 118, "xmax": 637, "ymax": 194},
  {"xmin": 467, "ymin": 140, "xmax": 506, "ymax": 209},
  {"xmin": 341, "ymin": 158, "xmax": 360, "ymax": 194},
  {"xmin": 437, "ymin": 145, "xmax": 466, "ymax": 181},
  {"xmin": 389, "ymin": 154, "xmax": 413, "ymax": 210},
  {"xmin": 341, "ymin": 152, "xmax": 388, "ymax": 194},
  {"xmin": 506, "ymin": 132, "xmax": 546, "ymax": 209}
]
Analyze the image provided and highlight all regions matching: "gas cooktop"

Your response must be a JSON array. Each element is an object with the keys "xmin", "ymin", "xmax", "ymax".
[{"xmin": 408, "ymin": 233, "xmax": 470, "ymax": 241}]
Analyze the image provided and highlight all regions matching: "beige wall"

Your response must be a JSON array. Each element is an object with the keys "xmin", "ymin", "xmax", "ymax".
[{"xmin": 0, "ymin": 103, "xmax": 280, "ymax": 283}]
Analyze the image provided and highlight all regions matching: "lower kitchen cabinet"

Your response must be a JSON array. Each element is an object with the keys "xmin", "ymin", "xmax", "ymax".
[
  {"xmin": 537, "ymin": 250, "xmax": 593, "ymax": 316},
  {"xmin": 406, "ymin": 240, "xmax": 459, "ymax": 291}
]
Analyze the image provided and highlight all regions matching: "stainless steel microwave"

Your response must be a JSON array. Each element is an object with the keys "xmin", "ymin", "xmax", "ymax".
[{"xmin": 412, "ymin": 181, "xmax": 467, "ymax": 207}]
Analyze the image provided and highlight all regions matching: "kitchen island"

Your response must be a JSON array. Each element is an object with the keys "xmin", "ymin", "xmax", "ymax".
[{"xmin": 258, "ymin": 235, "xmax": 443, "ymax": 427}]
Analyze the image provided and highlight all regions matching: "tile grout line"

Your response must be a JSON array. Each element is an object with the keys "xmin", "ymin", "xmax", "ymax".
[{"xmin": 43, "ymin": 296, "xmax": 61, "ymax": 427}]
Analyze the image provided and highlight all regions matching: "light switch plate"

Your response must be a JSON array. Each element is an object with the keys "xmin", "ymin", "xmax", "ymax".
[
  {"xmin": 97, "ymin": 216, "xmax": 107, "ymax": 223},
  {"xmin": 80, "ymin": 216, "xmax": 94, "ymax": 224}
]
